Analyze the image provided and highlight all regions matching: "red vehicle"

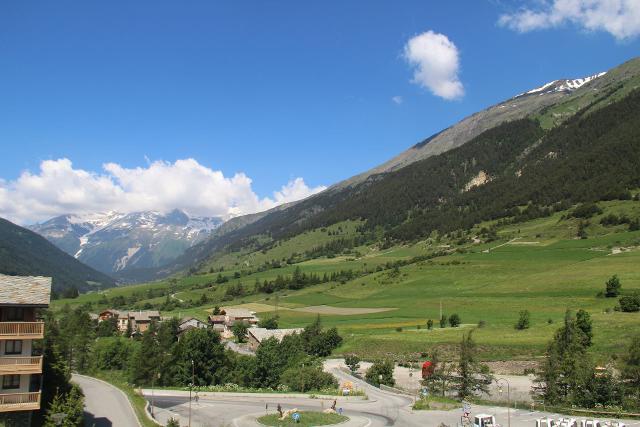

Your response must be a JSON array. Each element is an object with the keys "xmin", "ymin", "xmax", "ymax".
[{"xmin": 421, "ymin": 360, "xmax": 434, "ymax": 379}]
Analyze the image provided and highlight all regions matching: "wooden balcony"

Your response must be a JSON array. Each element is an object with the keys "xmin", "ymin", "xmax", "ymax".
[
  {"xmin": 0, "ymin": 392, "xmax": 41, "ymax": 412},
  {"xmin": 0, "ymin": 356, "xmax": 43, "ymax": 374},
  {"xmin": 0, "ymin": 322, "xmax": 44, "ymax": 339}
]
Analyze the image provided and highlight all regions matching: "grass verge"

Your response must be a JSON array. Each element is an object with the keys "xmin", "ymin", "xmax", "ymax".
[{"xmin": 258, "ymin": 411, "xmax": 348, "ymax": 426}]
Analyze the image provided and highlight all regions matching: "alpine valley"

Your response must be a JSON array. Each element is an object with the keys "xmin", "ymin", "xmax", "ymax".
[{"xmin": 29, "ymin": 209, "xmax": 222, "ymax": 281}]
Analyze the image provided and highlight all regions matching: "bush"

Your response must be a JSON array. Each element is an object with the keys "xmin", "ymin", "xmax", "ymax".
[
  {"xmin": 448, "ymin": 314, "xmax": 461, "ymax": 327},
  {"xmin": 427, "ymin": 319, "xmax": 434, "ymax": 330},
  {"xmin": 439, "ymin": 315, "xmax": 447, "ymax": 328},
  {"xmin": 344, "ymin": 354, "xmax": 360, "ymax": 374},
  {"xmin": 365, "ymin": 359, "xmax": 395, "ymax": 387},
  {"xmin": 233, "ymin": 322, "xmax": 249, "ymax": 343},
  {"xmin": 477, "ymin": 320, "xmax": 486, "ymax": 328},
  {"xmin": 280, "ymin": 365, "xmax": 337, "ymax": 392},
  {"xmin": 619, "ymin": 293, "xmax": 640, "ymax": 312},
  {"xmin": 258, "ymin": 316, "xmax": 279, "ymax": 329},
  {"xmin": 395, "ymin": 327, "xmax": 403, "ymax": 332},
  {"xmin": 515, "ymin": 310, "xmax": 531, "ymax": 330},
  {"xmin": 570, "ymin": 203, "xmax": 602, "ymax": 219},
  {"xmin": 606, "ymin": 275, "xmax": 622, "ymax": 297}
]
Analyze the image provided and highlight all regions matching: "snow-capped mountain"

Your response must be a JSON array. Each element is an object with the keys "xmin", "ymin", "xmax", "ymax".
[
  {"xmin": 518, "ymin": 72, "xmax": 606, "ymax": 97},
  {"xmin": 29, "ymin": 209, "xmax": 223, "ymax": 277}
]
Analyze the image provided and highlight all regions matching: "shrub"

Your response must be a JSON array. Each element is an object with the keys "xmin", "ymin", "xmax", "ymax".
[
  {"xmin": 477, "ymin": 320, "xmax": 486, "ymax": 328},
  {"xmin": 448, "ymin": 314, "xmax": 461, "ymax": 328},
  {"xmin": 619, "ymin": 293, "xmax": 640, "ymax": 312},
  {"xmin": 344, "ymin": 354, "xmax": 360, "ymax": 374},
  {"xmin": 427, "ymin": 319, "xmax": 434, "ymax": 330},
  {"xmin": 365, "ymin": 359, "xmax": 395, "ymax": 387},
  {"xmin": 605, "ymin": 275, "xmax": 622, "ymax": 297},
  {"xmin": 570, "ymin": 203, "xmax": 602, "ymax": 219},
  {"xmin": 439, "ymin": 315, "xmax": 447, "ymax": 328},
  {"xmin": 515, "ymin": 310, "xmax": 531, "ymax": 330},
  {"xmin": 280, "ymin": 365, "xmax": 337, "ymax": 392}
]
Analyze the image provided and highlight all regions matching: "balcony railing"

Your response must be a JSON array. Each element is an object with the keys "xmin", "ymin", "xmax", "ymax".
[
  {"xmin": 0, "ymin": 322, "xmax": 44, "ymax": 339},
  {"xmin": 0, "ymin": 356, "xmax": 43, "ymax": 374},
  {"xmin": 0, "ymin": 392, "xmax": 41, "ymax": 412}
]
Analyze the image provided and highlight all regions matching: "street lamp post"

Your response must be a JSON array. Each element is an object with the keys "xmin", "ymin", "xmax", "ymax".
[
  {"xmin": 151, "ymin": 372, "xmax": 161, "ymax": 418},
  {"xmin": 189, "ymin": 359, "xmax": 194, "ymax": 427},
  {"xmin": 496, "ymin": 378, "xmax": 511, "ymax": 427}
]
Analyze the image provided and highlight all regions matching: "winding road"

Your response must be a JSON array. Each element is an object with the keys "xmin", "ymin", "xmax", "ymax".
[
  {"xmin": 143, "ymin": 361, "xmax": 640, "ymax": 427},
  {"xmin": 72, "ymin": 374, "xmax": 140, "ymax": 427}
]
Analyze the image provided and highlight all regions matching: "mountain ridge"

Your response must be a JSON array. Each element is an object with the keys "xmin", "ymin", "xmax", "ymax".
[
  {"xmin": 0, "ymin": 217, "xmax": 115, "ymax": 294},
  {"xmin": 29, "ymin": 209, "xmax": 223, "ymax": 277}
]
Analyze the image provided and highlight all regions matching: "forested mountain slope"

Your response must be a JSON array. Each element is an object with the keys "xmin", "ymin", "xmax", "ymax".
[
  {"xmin": 0, "ymin": 217, "xmax": 115, "ymax": 294},
  {"xmin": 172, "ymin": 86, "xmax": 640, "ymax": 276}
]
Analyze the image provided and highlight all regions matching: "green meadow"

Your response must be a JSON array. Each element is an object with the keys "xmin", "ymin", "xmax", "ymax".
[{"xmin": 53, "ymin": 200, "xmax": 640, "ymax": 362}]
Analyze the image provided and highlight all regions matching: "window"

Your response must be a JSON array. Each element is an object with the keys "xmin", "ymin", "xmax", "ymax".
[
  {"xmin": 5, "ymin": 340, "xmax": 22, "ymax": 355},
  {"xmin": 5, "ymin": 308, "xmax": 24, "ymax": 321},
  {"xmin": 2, "ymin": 375, "xmax": 20, "ymax": 390}
]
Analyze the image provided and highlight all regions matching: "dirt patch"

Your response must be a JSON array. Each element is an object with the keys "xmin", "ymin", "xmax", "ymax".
[
  {"xmin": 208, "ymin": 303, "xmax": 291, "ymax": 313},
  {"xmin": 292, "ymin": 305, "xmax": 396, "ymax": 315}
]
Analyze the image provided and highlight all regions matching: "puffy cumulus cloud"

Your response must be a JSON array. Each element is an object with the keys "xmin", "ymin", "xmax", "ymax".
[
  {"xmin": 403, "ymin": 31, "xmax": 464, "ymax": 100},
  {"xmin": 498, "ymin": 0, "xmax": 640, "ymax": 40},
  {"xmin": 0, "ymin": 158, "xmax": 326, "ymax": 224}
]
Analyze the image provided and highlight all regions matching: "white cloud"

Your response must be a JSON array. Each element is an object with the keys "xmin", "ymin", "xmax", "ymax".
[
  {"xmin": 0, "ymin": 158, "xmax": 326, "ymax": 224},
  {"xmin": 498, "ymin": 0, "xmax": 640, "ymax": 40},
  {"xmin": 403, "ymin": 31, "xmax": 464, "ymax": 100},
  {"xmin": 391, "ymin": 95, "xmax": 403, "ymax": 105}
]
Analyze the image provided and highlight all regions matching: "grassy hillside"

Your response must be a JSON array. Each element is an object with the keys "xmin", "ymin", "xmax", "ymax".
[
  {"xmin": 53, "ymin": 198, "xmax": 640, "ymax": 362},
  {"xmin": 0, "ymin": 218, "xmax": 115, "ymax": 294}
]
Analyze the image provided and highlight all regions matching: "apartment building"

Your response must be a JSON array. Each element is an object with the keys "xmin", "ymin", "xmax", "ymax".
[{"xmin": 0, "ymin": 274, "xmax": 50, "ymax": 422}]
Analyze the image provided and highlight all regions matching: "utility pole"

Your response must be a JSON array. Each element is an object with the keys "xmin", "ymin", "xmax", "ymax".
[{"xmin": 189, "ymin": 359, "xmax": 194, "ymax": 427}]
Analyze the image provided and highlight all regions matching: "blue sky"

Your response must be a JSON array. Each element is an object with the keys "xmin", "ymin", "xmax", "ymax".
[{"xmin": 1, "ymin": 1, "xmax": 639, "ymax": 223}]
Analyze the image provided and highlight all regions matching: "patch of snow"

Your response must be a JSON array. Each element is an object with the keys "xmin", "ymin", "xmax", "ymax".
[
  {"xmin": 517, "ymin": 72, "xmax": 606, "ymax": 98},
  {"xmin": 114, "ymin": 246, "xmax": 142, "ymax": 271}
]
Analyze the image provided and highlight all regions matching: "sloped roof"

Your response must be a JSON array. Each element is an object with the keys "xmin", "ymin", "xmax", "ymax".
[
  {"xmin": 247, "ymin": 327, "xmax": 303, "ymax": 343},
  {"xmin": 129, "ymin": 311, "xmax": 161, "ymax": 321},
  {"xmin": 0, "ymin": 274, "xmax": 51, "ymax": 306},
  {"xmin": 223, "ymin": 308, "xmax": 256, "ymax": 318}
]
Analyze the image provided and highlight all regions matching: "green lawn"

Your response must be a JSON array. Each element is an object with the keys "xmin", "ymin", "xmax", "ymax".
[{"xmin": 258, "ymin": 411, "xmax": 348, "ymax": 426}]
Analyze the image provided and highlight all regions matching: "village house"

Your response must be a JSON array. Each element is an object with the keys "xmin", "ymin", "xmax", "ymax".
[
  {"xmin": 128, "ymin": 310, "xmax": 161, "ymax": 333},
  {"xmin": 176, "ymin": 317, "xmax": 208, "ymax": 340},
  {"xmin": 207, "ymin": 314, "xmax": 227, "ymax": 336},
  {"xmin": 0, "ymin": 274, "xmax": 51, "ymax": 425},
  {"xmin": 207, "ymin": 308, "xmax": 259, "ymax": 339},
  {"xmin": 96, "ymin": 309, "xmax": 162, "ymax": 333},
  {"xmin": 246, "ymin": 327, "xmax": 304, "ymax": 351}
]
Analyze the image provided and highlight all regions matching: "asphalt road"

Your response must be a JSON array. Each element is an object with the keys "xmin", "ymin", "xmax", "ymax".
[
  {"xmin": 72, "ymin": 374, "xmax": 140, "ymax": 427},
  {"xmin": 145, "ymin": 362, "xmax": 640, "ymax": 427}
]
